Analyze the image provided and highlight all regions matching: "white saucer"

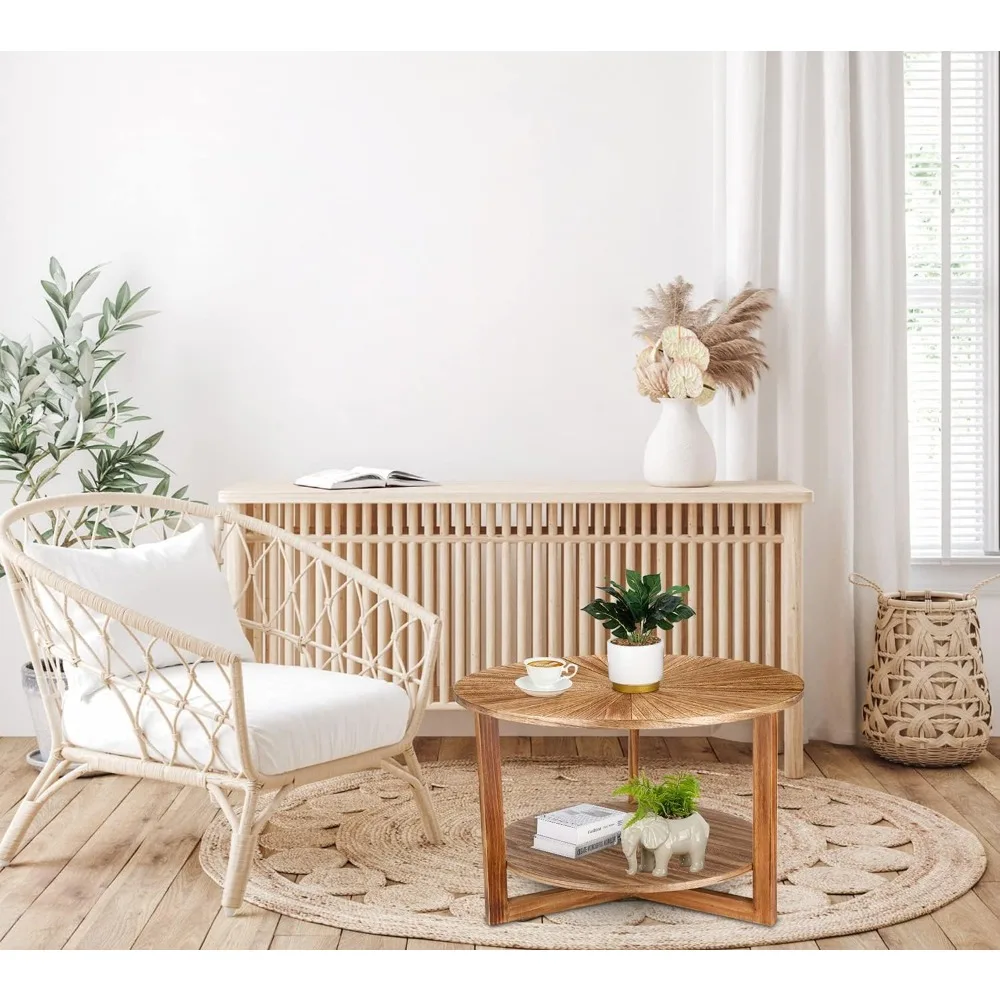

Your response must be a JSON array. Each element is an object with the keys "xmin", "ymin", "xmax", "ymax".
[{"xmin": 515, "ymin": 675, "xmax": 573, "ymax": 698}]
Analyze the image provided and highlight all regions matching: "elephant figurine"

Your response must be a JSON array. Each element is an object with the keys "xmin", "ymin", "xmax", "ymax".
[{"xmin": 620, "ymin": 812, "xmax": 711, "ymax": 877}]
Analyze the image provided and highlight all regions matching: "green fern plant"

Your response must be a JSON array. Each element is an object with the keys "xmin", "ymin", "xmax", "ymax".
[
  {"xmin": 582, "ymin": 569, "xmax": 694, "ymax": 646},
  {"xmin": 614, "ymin": 772, "xmax": 701, "ymax": 827}
]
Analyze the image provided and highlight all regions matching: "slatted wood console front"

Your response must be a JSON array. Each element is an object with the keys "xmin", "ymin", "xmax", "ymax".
[{"xmin": 219, "ymin": 481, "xmax": 812, "ymax": 776}]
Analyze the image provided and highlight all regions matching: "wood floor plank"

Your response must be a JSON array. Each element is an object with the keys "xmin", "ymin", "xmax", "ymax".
[
  {"xmin": 918, "ymin": 766, "xmax": 1000, "ymax": 855},
  {"xmin": 412, "ymin": 737, "xmax": 441, "ymax": 763},
  {"xmin": 636, "ymin": 735, "xmax": 676, "ymax": 758},
  {"xmin": 438, "ymin": 738, "xmax": 477, "ymax": 761},
  {"xmin": 0, "ymin": 778, "xmax": 181, "ymax": 949},
  {"xmin": 815, "ymin": 931, "xmax": 887, "ymax": 949},
  {"xmin": 665, "ymin": 737, "xmax": 718, "ymax": 762},
  {"xmin": 878, "ymin": 914, "xmax": 954, "ymax": 949},
  {"xmin": 575, "ymin": 737, "xmax": 625, "ymax": 758},
  {"xmin": 0, "ymin": 770, "xmax": 88, "ymax": 855},
  {"xmin": 964, "ymin": 750, "xmax": 1000, "ymax": 803},
  {"xmin": 499, "ymin": 736, "xmax": 531, "ymax": 758},
  {"xmin": 337, "ymin": 929, "xmax": 407, "ymax": 949},
  {"xmin": 132, "ymin": 844, "xmax": 220, "ymax": 949},
  {"xmin": 65, "ymin": 785, "xmax": 217, "ymax": 950},
  {"xmin": 531, "ymin": 737, "xmax": 579, "ymax": 757},
  {"xmin": 270, "ymin": 933, "xmax": 342, "ymax": 949},
  {"xmin": 793, "ymin": 747, "xmax": 824, "ymax": 778},
  {"xmin": 973, "ymin": 880, "xmax": 1000, "ymax": 919},
  {"xmin": 708, "ymin": 738, "xmax": 753, "ymax": 765},
  {"xmin": 0, "ymin": 774, "xmax": 138, "ymax": 941},
  {"xmin": 929, "ymin": 886, "xmax": 1000, "ymax": 949},
  {"xmin": 0, "ymin": 755, "xmax": 37, "ymax": 820},
  {"xmin": 988, "ymin": 737, "xmax": 999, "ymax": 759},
  {"xmin": 201, "ymin": 903, "xmax": 281, "ymax": 950},
  {"xmin": 805, "ymin": 742, "xmax": 886, "ymax": 791},
  {"xmin": 0, "ymin": 738, "xmax": 35, "ymax": 773},
  {"xmin": 406, "ymin": 938, "xmax": 474, "ymax": 949}
]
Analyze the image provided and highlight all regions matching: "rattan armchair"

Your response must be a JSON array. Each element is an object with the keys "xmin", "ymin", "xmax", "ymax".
[{"xmin": 0, "ymin": 494, "xmax": 443, "ymax": 915}]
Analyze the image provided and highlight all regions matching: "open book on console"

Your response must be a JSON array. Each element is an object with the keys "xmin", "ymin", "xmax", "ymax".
[{"xmin": 294, "ymin": 467, "xmax": 438, "ymax": 490}]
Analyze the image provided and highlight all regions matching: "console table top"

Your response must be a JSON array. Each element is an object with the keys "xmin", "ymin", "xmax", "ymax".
[{"xmin": 219, "ymin": 480, "xmax": 813, "ymax": 505}]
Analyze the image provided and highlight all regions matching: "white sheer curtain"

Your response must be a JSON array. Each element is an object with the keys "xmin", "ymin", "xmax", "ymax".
[{"xmin": 707, "ymin": 52, "xmax": 909, "ymax": 743}]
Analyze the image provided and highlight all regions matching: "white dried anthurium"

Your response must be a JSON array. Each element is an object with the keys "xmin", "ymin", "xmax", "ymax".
[{"xmin": 661, "ymin": 326, "xmax": 715, "ymax": 405}]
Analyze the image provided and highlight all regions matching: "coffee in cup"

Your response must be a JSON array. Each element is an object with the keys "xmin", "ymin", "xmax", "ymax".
[{"xmin": 524, "ymin": 656, "xmax": 578, "ymax": 689}]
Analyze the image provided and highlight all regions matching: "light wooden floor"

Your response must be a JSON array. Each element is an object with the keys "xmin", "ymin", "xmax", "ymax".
[{"xmin": 1, "ymin": 734, "xmax": 999, "ymax": 949}]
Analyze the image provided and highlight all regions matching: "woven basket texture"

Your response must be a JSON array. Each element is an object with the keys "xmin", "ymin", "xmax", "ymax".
[{"xmin": 861, "ymin": 589, "xmax": 992, "ymax": 766}]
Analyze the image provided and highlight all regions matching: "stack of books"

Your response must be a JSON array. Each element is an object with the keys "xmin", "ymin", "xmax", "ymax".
[{"xmin": 532, "ymin": 803, "xmax": 631, "ymax": 859}]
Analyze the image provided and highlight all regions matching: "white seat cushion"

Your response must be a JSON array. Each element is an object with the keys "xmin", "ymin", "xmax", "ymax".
[
  {"xmin": 62, "ymin": 662, "xmax": 411, "ymax": 776},
  {"xmin": 28, "ymin": 524, "xmax": 256, "ymax": 697}
]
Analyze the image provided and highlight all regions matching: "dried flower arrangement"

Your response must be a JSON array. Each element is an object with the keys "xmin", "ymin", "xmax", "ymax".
[{"xmin": 633, "ymin": 277, "xmax": 773, "ymax": 404}]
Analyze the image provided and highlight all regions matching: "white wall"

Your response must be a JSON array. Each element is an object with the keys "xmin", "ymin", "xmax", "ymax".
[{"xmin": 0, "ymin": 52, "xmax": 716, "ymax": 734}]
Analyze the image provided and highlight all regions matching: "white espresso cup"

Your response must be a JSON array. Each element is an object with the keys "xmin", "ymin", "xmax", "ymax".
[{"xmin": 523, "ymin": 656, "xmax": 578, "ymax": 689}]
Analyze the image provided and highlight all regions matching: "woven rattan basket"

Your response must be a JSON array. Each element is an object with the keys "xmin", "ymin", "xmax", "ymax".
[{"xmin": 851, "ymin": 573, "xmax": 995, "ymax": 766}]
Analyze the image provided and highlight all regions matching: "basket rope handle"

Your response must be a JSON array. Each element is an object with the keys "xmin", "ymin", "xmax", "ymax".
[
  {"xmin": 969, "ymin": 572, "xmax": 1000, "ymax": 597},
  {"xmin": 848, "ymin": 573, "xmax": 884, "ymax": 597}
]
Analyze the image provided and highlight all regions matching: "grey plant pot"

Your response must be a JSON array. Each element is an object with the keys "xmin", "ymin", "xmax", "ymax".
[
  {"xmin": 21, "ymin": 661, "xmax": 102, "ymax": 776},
  {"xmin": 21, "ymin": 660, "xmax": 62, "ymax": 771}
]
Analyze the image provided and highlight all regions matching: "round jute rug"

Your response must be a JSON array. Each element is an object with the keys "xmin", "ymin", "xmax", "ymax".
[{"xmin": 199, "ymin": 758, "xmax": 985, "ymax": 949}]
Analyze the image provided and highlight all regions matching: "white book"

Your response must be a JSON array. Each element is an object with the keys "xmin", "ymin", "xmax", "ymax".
[
  {"xmin": 535, "ymin": 803, "xmax": 630, "ymax": 845},
  {"xmin": 294, "ymin": 467, "xmax": 438, "ymax": 490},
  {"xmin": 532, "ymin": 831, "xmax": 622, "ymax": 859}
]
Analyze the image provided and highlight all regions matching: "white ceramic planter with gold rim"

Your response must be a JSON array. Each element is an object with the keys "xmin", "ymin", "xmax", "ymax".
[{"xmin": 606, "ymin": 637, "xmax": 665, "ymax": 693}]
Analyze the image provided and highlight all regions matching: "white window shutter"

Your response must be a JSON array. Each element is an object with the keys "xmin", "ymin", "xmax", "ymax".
[{"xmin": 906, "ymin": 52, "xmax": 999, "ymax": 559}]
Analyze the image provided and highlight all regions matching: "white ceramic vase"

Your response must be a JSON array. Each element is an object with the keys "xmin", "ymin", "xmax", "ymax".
[
  {"xmin": 606, "ymin": 637, "xmax": 665, "ymax": 693},
  {"xmin": 643, "ymin": 398, "xmax": 716, "ymax": 488}
]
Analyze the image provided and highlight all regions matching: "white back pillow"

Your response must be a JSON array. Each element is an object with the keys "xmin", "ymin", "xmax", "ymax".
[{"xmin": 27, "ymin": 523, "xmax": 255, "ymax": 696}]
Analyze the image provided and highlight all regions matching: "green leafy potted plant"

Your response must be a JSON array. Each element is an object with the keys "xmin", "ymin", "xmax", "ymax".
[
  {"xmin": 1, "ymin": 258, "xmax": 189, "ymax": 768},
  {"xmin": 614, "ymin": 772, "xmax": 710, "ymax": 877},
  {"xmin": 582, "ymin": 569, "xmax": 694, "ymax": 692}
]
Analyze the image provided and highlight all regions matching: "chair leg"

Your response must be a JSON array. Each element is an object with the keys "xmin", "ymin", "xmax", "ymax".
[
  {"xmin": 221, "ymin": 785, "xmax": 261, "ymax": 917},
  {"xmin": 0, "ymin": 753, "xmax": 71, "ymax": 868},
  {"xmin": 402, "ymin": 746, "xmax": 444, "ymax": 845}
]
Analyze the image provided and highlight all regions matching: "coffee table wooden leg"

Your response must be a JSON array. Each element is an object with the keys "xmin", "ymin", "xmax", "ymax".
[
  {"xmin": 752, "ymin": 711, "xmax": 778, "ymax": 925},
  {"xmin": 474, "ymin": 711, "xmax": 508, "ymax": 925},
  {"xmin": 628, "ymin": 730, "xmax": 640, "ymax": 779}
]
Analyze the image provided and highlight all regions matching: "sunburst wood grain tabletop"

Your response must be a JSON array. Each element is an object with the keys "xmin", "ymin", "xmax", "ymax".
[{"xmin": 454, "ymin": 654, "xmax": 803, "ymax": 729}]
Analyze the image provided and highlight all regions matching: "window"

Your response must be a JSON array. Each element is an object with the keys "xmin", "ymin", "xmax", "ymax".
[{"xmin": 905, "ymin": 51, "xmax": 999, "ymax": 559}]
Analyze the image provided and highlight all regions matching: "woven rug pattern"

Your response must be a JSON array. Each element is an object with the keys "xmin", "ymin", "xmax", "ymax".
[{"xmin": 199, "ymin": 758, "xmax": 986, "ymax": 949}]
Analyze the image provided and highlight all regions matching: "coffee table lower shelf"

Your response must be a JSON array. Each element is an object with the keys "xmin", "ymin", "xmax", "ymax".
[{"xmin": 506, "ymin": 806, "xmax": 753, "ymax": 894}]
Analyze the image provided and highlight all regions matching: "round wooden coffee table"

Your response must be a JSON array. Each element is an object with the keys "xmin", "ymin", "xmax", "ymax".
[{"xmin": 454, "ymin": 653, "xmax": 804, "ymax": 927}]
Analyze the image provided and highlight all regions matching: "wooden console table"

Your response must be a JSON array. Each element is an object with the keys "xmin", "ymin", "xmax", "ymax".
[{"xmin": 219, "ymin": 481, "xmax": 812, "ymax": 776}]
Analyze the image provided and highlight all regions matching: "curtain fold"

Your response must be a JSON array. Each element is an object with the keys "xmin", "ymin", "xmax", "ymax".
[{"xmin": 710, "ymin": 51, "xmax": 909, "ymax": 744}]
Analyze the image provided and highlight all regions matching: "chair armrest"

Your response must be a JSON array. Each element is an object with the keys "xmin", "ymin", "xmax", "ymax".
[{"xmin": 228, "ymin": 525, "xmax": 442, "ymax": 740}]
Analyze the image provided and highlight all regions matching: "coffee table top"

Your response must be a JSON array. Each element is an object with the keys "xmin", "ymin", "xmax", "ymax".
[{"xmin": 453, "ymin": 654, "xmax": 803, "ymax": 730}]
